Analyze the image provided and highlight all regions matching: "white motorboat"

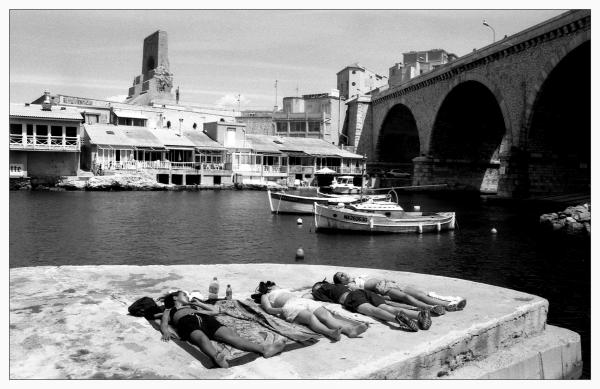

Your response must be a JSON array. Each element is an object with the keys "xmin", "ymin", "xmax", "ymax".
[
  {"xmin": 313, "ymin": 202, "xmax": 456, "ymax": 233},
  {"xmin": 329, "ymin": 176, "xmax": 362, "ymax": 194}
]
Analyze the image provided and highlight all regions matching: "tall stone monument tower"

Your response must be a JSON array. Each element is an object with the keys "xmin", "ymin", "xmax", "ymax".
[{"xmin": 126, "ymin": 30, "xmax": 174, "ymax": 105}]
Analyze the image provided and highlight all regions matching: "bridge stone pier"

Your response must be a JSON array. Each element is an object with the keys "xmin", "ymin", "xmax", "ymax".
[{"xmin": 353, "ymin": 10, "xmax": 590, "ymax": 197}]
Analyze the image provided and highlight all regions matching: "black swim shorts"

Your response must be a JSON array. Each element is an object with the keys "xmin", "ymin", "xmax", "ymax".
[
  {"xmin": 343, "ymin": 289, "xmax": 386, "ymax": 312},
  {"xmin": 176, "ymin": 314, "xmax": 224, "ymax": 340}
]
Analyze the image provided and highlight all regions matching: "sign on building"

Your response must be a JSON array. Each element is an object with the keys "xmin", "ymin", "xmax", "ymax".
[{"xmin": 10, "ymin": 164, "xmax": 25, "ymax": 177}]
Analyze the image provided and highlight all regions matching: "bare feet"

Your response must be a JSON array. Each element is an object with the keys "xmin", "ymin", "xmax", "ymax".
[
  {"xmin": 328, "ymin": 327, "xmax": 342, "ymax": 341},
  {"xmin": 213, "ymin": 351, "xmax": 229, "ymax": 368},
  {"xmin": 263, "ymin": 340, "xmax": 286, "ymax": 358},
  {"xmin": 344, "ymin": 323, "xmax": 368, "ymax": 338}
]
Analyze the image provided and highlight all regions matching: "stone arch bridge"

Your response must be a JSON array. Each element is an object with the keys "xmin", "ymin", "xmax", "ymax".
[{"xmin": 350, "ymin": 10, "xmax": 590, "ymax": 197}]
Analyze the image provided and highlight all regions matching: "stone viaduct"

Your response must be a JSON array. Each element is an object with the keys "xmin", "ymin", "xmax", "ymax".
[{"xmin": 348, "ymin": 10, "xmax": 590, "ymax": 197}]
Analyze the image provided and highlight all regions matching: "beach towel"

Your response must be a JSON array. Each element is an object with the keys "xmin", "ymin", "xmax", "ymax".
[{"xmin": 150, "ymin": 299, "xmax": 322, "ymax": 368}]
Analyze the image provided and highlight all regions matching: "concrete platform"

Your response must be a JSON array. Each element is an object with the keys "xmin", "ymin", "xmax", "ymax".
[{"xmin": 9, "ymin": 264, "xmax": 582, "ymax": 379}]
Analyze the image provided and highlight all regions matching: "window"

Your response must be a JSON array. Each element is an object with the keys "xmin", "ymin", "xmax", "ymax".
[
  {"xmin": 352, "ymin": 70, "xmax": 356, "ymax": 74},
  {"xmin": 10, "ymin": 123, "xmax": 22, "ymax": 135},
  {"xmin": 26, "ymin": 124, "xmax": 34, "ymax": 135},
  {"xmin": 65, "ymin": 127, "xmax": 77, "ymax": 137},
  {"xmin": 308, "ymin": 121, "xmax": 321, "ymax": 132},
  {"xmin": 290, "ymin": 121, "xmax": 306, "ymax": 132},
  {"xmin": 86, "ymin": 114, "xmax": 99, "ymax": 124},
  {"xmin": 36, "ymin": 125, "xmax": 48, "ymax": 136},
  {"xmin": 276, "ymin": 122, "xmax": 288, "ymax": 132},
  {"xmin": 51, "ymin": 126, "xmax": 63, "ymax": 136},
  {"xmin": 351, "ymin": 82, "xmax": 356, "ymax": 86}
]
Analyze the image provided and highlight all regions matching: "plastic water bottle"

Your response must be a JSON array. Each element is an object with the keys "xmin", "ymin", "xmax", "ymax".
[
  {"xmin": 226, "ymin": 285, "xmax": 233, "ymax": 300},
  {"xmin": 208, "ymin": 277, "xmax": 219, "ymax": 299}
]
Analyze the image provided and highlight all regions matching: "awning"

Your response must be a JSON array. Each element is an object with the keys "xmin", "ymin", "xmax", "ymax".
[
  {"xmin": 112, "ymin": 110, "xmax": 148, "ymax": 120},
  {"xmin": 281, "ymin": 151, "xmax": 311, "ymax": 157},
  {"xmin": 97, "ymin": 144, "xmax": 115, "ymax": 150},
  {"xmin": 134, "ymin": 146, "xmax": 166, "ymax": 151},
  {"xmin": 315, "ymin": 167, "xmax": 337, "ymax": 174},
  {"xmin": 195, "ymin": 148, "xmax": 223, "ymax": 153}
]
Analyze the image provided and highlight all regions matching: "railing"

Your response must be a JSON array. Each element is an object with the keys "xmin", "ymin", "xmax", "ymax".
[
  {"xmin": 288, "ymin": 165, "xmax": 315, "ymax": 174},
  {"xmin": 9, "ymin": 135, "xmax": 80, "ymax": 151},
  {"xmin": 93, "ymin": 160, "xmax": 227, "ymax": 173}
]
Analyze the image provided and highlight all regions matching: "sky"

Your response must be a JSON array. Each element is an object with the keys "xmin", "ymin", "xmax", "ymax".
[{"xmin": 9, "ymin": 9, "xmax": 566, "ymax": 109}]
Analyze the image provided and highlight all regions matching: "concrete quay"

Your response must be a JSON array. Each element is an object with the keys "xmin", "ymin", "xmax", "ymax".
[{"xmin": 9, "ymin": 264, "xmax": 581, "ymax": 379}]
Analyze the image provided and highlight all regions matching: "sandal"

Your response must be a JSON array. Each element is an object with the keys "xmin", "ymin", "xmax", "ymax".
[
  {"xmin": 395, "ymin": 312, "xmax": 419, "ymax": 332},
  {"xmin": 417, "ymin": 309, "xmax": 432, "ymax": 330},
  {"xmin": 430, "ymin": 305, "xmax": 446, "ymax": 316},
  {"xmin": 446, "ymin": 298, "xmax": 467, "ymax": 312}
]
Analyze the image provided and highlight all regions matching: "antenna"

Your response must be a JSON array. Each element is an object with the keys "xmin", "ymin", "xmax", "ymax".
[
  {"xmin": 237, "ymin": 94, "xmax": 241, "ymax": 112},
  {"xmin": 274, "ymin": 80, "xmax": 278, "ymax": 110},
  {"xmin": 296, "ymin": 82, "xmax": 299, "ymax": 97}
]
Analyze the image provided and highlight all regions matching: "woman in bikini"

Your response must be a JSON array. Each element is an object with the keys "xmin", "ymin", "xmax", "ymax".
[
  {"xmin": 160, "ymin": 290, "xmax": 285, "ymax": 368},
  {"xmin": 333, "ymin": 272, "xmax": 467, "ymax": 315},
  {"xmin": 254, "ymin": 281, "xmax": 368, "ymax": 341},
  {"xmin": 309, "ymin": 280, "xmax": 432, "ymax": 332}
]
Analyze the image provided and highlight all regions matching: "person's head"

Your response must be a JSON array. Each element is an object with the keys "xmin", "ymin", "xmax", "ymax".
[
  {"xmin": 163, "ymin": 291, "xmax": 188, "ymax": 309},
  {"xmin": 333, "ymin": 272, "xmax": 351, "ymax": 285},
  {"xmin": 251, "ymin": 281, "xmax": 276, "ymax": 302},
  {"xmin": 311, "ymin": 280, "xmax": 329, "ymax": 295}
]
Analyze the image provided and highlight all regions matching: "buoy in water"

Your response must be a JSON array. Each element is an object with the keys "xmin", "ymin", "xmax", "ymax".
[
  {"xmin": 297, "ymin": 218, "xmax": 303, "ymax": 225},
  {"xmin": 295, "ymin": 247, "xmax": 305, "ymax": 260},
  {"xmin": 491, "ymin": 228, "xmax": 498, "ymax": 234}
]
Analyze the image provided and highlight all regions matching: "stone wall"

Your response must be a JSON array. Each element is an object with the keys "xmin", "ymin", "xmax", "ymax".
[{"xmin": 360, "ymin": 11, "xmax": 590, "ymax": 197}]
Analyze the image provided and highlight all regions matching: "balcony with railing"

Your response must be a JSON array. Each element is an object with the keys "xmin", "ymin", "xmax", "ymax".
[
  {"xmin": 9, "ymin": 134, "xmax": 80, "ymax": 152},
  {"xmin": 93, "ymin": 161, "xmax": 229, "ymax": 174}
]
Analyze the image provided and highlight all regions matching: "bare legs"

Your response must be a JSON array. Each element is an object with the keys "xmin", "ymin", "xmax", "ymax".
[
  {"xmin": 294, "ymin": 310, "xmax": 342, "ymax": 341},
  {"xmin": 313, "ymin": 307, "xmax": 368, "ymax": 338},
  {"xmin": 189, "ymin": 330, "xmax": 229, "ymax": 368},
  {"xmin": 385, "ymin": 288, "xmax": 436, "ymax": 310},
  {"xmin": 212, "ymin": 327, "xmax": 285, "ymax": 359},
  {"xmin": 402, "ymin": 286, "xmax": 454, "ymax": 307}
]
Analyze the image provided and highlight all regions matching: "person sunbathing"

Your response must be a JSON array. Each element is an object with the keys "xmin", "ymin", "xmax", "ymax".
[
  {"xmin": 307, "ymin": 281, "xmax": 431, "ymax": 332},
  {"xmin": 254, "ymin": 281, "xmax": 368, "ymax": 341},
  {"xmin": 160, "ymin": 291, "xmax": 285, "ymax": 368},
  {"xmin": 332, "ymin": 272, "xmax": 467, "ymax": 315}
]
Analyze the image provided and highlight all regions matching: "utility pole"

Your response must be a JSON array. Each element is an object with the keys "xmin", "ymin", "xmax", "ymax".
[{"xmin": 274, "ymin": 80, "xmax": 278, "ymax": 110}]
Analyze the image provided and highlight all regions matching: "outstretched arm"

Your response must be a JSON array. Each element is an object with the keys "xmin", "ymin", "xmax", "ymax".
[
  {"xmin": 160, "ymin": 309, "xmax": 171, "ymax": 342},
  {"xmin": 260, "ymin": 295, "xmax": 284, "ymax": 316},
  {"xmin": 190, "ymin": 300, "xmax": 221, "ymax": 316}
]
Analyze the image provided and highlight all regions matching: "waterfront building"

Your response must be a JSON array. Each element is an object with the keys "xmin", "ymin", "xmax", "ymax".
[
  {"xmin": 203, "ymin": 120, "xmax": 365, "ymax": 186},
  {"xmin": 236, "ymin": 110, "xmax": 275, "ymax": 135},
  {"xmin": 272, "ymin": 91, "xmax": 347, "ymax": 146},
  {"xmin": 9, "ymin": 96, "xmax": 82, "ymax": 179},
  {"xmin": 388, "ymin": 49, "xmax": 458, "ymax": 87},
  {"xmin": 336, "ymin": 63, "xmax": 388, "ymax": 100}
]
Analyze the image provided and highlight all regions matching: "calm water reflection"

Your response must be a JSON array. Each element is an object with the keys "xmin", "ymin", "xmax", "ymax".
[{"xmin": 9, "ymin": 190, "xmax": 590, "ymax": 377}]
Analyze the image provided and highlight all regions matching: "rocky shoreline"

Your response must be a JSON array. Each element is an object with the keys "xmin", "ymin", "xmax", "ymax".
[
  {"xmin": 10, "ymin": 173, "xmax": 288, "ymax": 192},
  {"xmin": 540, "ymin": 203, "xmax": 591, "ymax": 235}
]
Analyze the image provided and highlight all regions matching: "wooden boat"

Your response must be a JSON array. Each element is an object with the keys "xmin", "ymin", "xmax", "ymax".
[
  {"xmin": 267, "ymin": 189, "xmax": 358, "ymax": 214},
  {"xmin": 330, "ymin": 176, "xmax": 362, "ymax": 194},
  {"xmin": 313, "ymin": 202, "xmax": 456, "ymax": 233},
  {"xmin": 316, "ymin": 188, "xmax": 388, "ymax": 202}
]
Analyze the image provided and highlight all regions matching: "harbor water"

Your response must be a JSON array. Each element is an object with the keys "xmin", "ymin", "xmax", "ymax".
[{"xmin": 9, "ymin": 190, "xmax": 590, "ymax": 377}]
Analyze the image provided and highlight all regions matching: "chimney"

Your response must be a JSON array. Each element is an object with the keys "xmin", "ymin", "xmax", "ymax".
[{"xmin": 41, "ymin": 89, "xmax": 52, "ymax": 111}]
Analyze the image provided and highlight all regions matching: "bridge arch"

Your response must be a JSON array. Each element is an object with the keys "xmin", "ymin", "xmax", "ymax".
[
  {"xmin": 525, "ymin": 39, "xmax": 590, "ymax": 195},
  {"xmin": 429, "ymin": 79, "xmax": 508, "ymax": 192},
  {"xmin": 376, "ymin": 103, "xmax": 420, "ymax": 165}
]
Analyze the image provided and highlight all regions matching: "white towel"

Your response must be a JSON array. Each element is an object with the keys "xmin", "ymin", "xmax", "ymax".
[{"xmin": 428, "ymin": 291, "xmax": 463, "ymax": 303}]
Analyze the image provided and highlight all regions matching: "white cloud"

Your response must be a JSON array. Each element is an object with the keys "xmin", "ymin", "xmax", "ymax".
[
  {"xmin": 214, "ymin": 94, "xmax": 251, "ymax": 109},
  {"xmin": 105, "ymin": 94, "xmax": 128, "ymax": 103}
]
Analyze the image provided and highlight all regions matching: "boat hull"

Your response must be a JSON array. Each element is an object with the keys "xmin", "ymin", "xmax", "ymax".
[
  {"xmin": 268, "ymin": 190, "xmax": 330, "ymax": 214},
  {"xmin": 313, "ymin": 203, "xmax": 456, "ymax": 233}
]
